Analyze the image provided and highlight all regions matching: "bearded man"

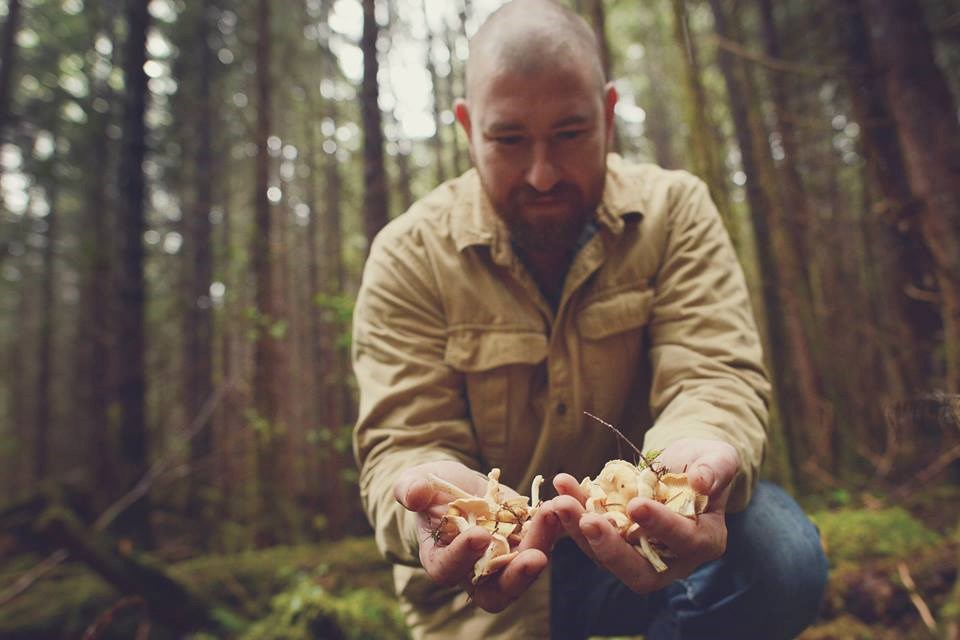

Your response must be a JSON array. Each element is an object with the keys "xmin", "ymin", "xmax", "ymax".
[{"xmin": 352, "ymin": 1, "xmax": 828, "ymax": 638}]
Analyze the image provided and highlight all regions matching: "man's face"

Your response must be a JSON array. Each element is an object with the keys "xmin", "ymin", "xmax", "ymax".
[{"xmin": 457, "ymin": 61, "xmax": 617, "ymax": 256}]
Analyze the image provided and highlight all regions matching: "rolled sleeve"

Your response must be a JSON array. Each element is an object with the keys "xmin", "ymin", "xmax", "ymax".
[
  {"xmin": 352, "ymin": 229, "xmax": 479, "ymax": 566},
  {"xmin": 643, "ymin": 177, "xmax": 771, "ymax": 512}
]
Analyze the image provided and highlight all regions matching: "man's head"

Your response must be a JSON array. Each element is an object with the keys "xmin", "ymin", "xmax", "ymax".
[{"xmin": 455, "ymin": 0, "xmax": 617, "ymax": 257}]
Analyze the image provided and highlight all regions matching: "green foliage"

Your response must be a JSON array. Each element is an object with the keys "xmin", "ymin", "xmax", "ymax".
[
  {"xmin": 315, "ymin": 293, "xmax": 355, "ymax": 349},
  {"xmin": 811, "ymin": 507, "xmax": 942, "ymax": 565},
  {"xmin": 240, "ymin": 574, "xmax": 408, "ymax": 640}
]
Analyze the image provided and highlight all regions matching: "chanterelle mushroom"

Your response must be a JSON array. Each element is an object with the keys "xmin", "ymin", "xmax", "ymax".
[
  {"xmin": 580, "ymin": 455, "xmax": 708, "ymax": 573},
  {"xmin": 427, "ymin": 469, "xmax": 544, "ymax": 584}
]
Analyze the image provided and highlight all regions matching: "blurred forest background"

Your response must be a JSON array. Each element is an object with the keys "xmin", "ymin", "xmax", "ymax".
[{"xmin": 0, "ymin": 0, "xmax": 959, "ymax": 638}]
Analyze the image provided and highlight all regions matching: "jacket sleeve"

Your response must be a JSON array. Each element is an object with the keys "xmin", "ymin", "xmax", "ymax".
[
  {"xmin": 642, "ymin": 176, "xmax": 771, "ymax": 512},
  {"xmin": 352, "ymin": 228, "xmax": 480, "ymax": 566}
]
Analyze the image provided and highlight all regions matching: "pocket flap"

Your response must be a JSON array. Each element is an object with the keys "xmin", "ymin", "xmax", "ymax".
[
  {"xmin": 444, "ymin": 330, "xmax": 548, "ymax": 372},
  {"xmin": 578, "ymin": 288, "xmax": 654, "ymax": 340}
]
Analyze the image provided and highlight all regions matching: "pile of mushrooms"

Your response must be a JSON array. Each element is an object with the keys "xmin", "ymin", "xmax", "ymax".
[
  {"xmin": 427, "ymin": 468, "xmax": 544, "ymax": 584},
  {"xmin": 579, "ymin": 457, "xmax": 708, "ymax": 572}
]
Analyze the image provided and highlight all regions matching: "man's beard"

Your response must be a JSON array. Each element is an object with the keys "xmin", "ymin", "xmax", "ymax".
[{"xmin": 496, "ymin": 181, "xmax": 601, "ymax": 255}]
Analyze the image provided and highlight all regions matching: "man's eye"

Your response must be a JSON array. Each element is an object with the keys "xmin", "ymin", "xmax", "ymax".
[
  {"xmin": 556, "ymin": 130, "xmax": 583, "ymax": 141},
  {"xmin": 494, "ymin": 135, "xmax": 524, "ymax": 146}
]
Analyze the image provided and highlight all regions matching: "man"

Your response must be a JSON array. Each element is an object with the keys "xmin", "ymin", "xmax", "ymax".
[{"xmin": 352, "ymin": 1, "xmax": 828, "ymax": 638}]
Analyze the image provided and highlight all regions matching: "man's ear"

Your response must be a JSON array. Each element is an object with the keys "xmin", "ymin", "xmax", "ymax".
[
  {"xmin": 454, "ymin": 98, "xmax": 473, "ymax": 143},
  {"xmin": 603, "ymin": 82, "xmax": 618, "ymax": 145}
]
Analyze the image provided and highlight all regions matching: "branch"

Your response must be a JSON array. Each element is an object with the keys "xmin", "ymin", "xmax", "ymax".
[
  {"xmin": 0, "ymin": 377, "xmax": 236, "ymax": 608},
  {"xmin": 897, "ymin": 562, "xmax": 938, "ymax": 633},
  {"xmin": 705, "ymin": 33, "xmax": 833, "ymax": 77}
]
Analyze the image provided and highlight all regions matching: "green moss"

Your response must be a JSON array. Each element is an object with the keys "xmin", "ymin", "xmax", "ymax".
[
  {"xmin": 799, "ymin": 615, "xmax": 896, "ymax": 640},
  {"xmin": 240, "ymin": 574, "xmax": 408, "ymax": 640},
  {"xmin": 810, "ymin": 507, "xmax": 941, "ymax": 565},
  {"xmin": 0, "ymin": 538, "xmax": 394, "ymax": 639}
]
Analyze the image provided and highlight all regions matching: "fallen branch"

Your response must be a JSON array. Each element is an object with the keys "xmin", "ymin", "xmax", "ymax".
[
  {"xmin": 0, "ymin": 377, "xmax": 235, "ymax": 608},
  {"xmin": 897, "ymin": 561, "xmax": 937, "ymax": 633},
  {"xmin": 81, "ymin": 595, "xmax": 146, "ymax": 640}
]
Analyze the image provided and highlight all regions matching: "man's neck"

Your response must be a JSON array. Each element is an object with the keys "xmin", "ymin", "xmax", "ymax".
[{"xmin": 517, "ymin": 248, "xmax": 573, "ymax": 310}]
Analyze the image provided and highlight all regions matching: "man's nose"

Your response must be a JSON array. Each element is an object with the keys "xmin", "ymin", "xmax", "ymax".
[{"xmin": 525, "ymin": 144, "xmax": 560, "ymax": 193}]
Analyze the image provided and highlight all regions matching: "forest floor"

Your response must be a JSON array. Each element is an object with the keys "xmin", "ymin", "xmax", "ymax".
[{"xmin": 0, "ymin": 484, "xmax": 957, "ymax": 639}]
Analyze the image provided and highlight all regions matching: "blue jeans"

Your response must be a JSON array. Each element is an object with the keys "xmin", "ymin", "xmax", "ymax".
[{"xmin": 550, "ymin": 482, "xmax": 828, "ymax": 640}]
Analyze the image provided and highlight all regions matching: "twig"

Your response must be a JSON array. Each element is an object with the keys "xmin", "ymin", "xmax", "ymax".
[
  {"xmin": 583, "ymin": 411, "xmax": 642, "ymax": 459},
  {"xmin": 704, "ymin": 33, "xmax": 832, "ymax": 77},
  {"xmin": 81, "ymin": 596, "xmax": 146, "ymax": 640},
  {"xmin": 0, "ymin": 378, "xmax": 236, "ymax": 608},
  {"xmin": 895, "ymin": 442, "xmax": 960, "ymax": 498},
  {"xmin": 0, "ymin": 549, "xmax": 69, "ymax": 608},
  {"xmin": 897, "ymin": 562, "xmax": 937, "ymax": 633}
]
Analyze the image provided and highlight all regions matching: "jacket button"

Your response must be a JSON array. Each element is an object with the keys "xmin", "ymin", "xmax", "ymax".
[{"xmin": 556, "ymin": 402, "xmax": 567, "ymax": 416}]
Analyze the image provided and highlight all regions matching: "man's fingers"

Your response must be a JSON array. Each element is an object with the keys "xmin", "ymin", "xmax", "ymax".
[
  {"xmin": 422, "ymin": 526, "xmax": 491, "ymax": 586},
  {"xmin": 473, "ymin": 549, "xmax": 547, "ymax": 613},
  {"xmin": 626, "ymin": 498, "xmax": 700, "ymax": 555},
  {"xmin": 551, "ymin": 494, "xmax": 598, "ymax": 561},
  {"xmin": 578, "ymin": 513, "xmax": 642, "ymax": 574},
  {"xmin": 395, "ymin": 475, "xmax": 436, "ymax": 512},
  {"xmin": 553, "ymin": 472, "xmax": 588, "ymax": 504},
  {"xmin": 517, "ymin": 506, "xmax": 562, "ymax": 553}
]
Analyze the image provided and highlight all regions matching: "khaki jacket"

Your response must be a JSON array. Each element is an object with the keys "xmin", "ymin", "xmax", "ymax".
[{"xmin": 352, "ymin": 155, "xmax": 770, "ymax": 639}]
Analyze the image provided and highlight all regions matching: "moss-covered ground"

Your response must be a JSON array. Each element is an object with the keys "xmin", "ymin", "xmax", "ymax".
[{"xmin": 2, "ymin": 485, "xmax": 958, "ymax": 638}]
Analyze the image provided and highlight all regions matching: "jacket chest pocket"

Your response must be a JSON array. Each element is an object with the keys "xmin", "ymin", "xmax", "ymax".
[
  {"xmin": 577, "ymin": 288, "xmax": 654, "ymax": 413},
  {"xmin": 444, "ymin": 329, "xmax": 547, "ymax": 468}
]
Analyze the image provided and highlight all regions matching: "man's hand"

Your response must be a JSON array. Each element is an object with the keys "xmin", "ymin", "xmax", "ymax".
[
  {"xmin": 552, "ymin": 438, "xmax": 739, "ymax": 593},
  {"xmin": 394, "ymin": 460, "xmax": 563, "ymax": 612}
]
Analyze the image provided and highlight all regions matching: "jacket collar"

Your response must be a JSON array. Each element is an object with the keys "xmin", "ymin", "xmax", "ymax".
[{"xmin": 451, "ymin": 154, "xmax": 645, "ymax": 254}]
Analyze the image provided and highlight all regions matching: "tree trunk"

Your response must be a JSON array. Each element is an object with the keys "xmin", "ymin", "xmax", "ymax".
[
  {"xmin": 362, "ymin": 0, "xmax": 390, "ymax": 248},
  {"xmin": 584, "ymin": 0, "xmax": 621, "ymax": 153},
  {"xmin": 34, "ymin": 153, "xmax": 57, "ymax": 483},
  {"xmin": 670, "ymin": 0, "xmax": 738, "ymax": 247},
  {"xmin": 420, "ymin": 0, "xmax": 447, "ymax": 185},
  {"xmin": 115, "ymin": 0, "xmax": 151, "ymax": 545},
  {"xmin": 0, "ymin": 0, "xmax": 22, "ymax": 138},
  {"xmin": 860, "ymin": 0, "xmax": 960, "ymax": 392},
  {"xmin": 836, "ymin": 0, "xmax": 939, "ymax": 392},
  {"xmin": 709, "ymin": 0, "xmax": 828, "ymax": 482},
  {"xmin": 183, "ymin": 0, "xmax": 216, "ymax": 519}
]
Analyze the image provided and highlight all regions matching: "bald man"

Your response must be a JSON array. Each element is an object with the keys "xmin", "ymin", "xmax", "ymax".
[{"xmin": 352, "ymin": 1, "xmax": 827, "ymax": 638}]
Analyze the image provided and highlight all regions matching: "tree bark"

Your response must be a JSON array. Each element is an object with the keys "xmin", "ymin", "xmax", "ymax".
[
  {"xmin": 709, "ymin": 0, "xmax": 828, "ymax": 480},
  {"xmin": 420, "ymin": 0, "xmax": 447, "ymax": 185},
  {"xmin": 670, "ymin": 0, "xmax": 738, "ymax": 247},
  {"xmin": 836, "ymin": 0, "xmax": 939, "ymax": 392},
  {"xmin": 0, "ymin": 0, "xmax": 22, "ymax": 138},
  {"xmin": 860, "ymin": 0, "xmax": 960, "ymax": 392},
  {"xmin": 34, "ymin": 149, "xmax": 57, "ymax": 483},
  {"xmin": 362, "ymin": 0, "xmax": 390, "ymax": 248},
  {"xmin": 183, "ymin": 0, "xmax": 216, "ymax": 518},
  {"xmin": 251, "ymin": 0, "xmax": 292, "ymax": 546},
  {"xmin": 115, "ymin": 0, "xmax": 151, "ymax": 545}
]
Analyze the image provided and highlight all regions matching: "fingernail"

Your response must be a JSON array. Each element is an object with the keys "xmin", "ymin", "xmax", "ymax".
[
  {"xmin": 632, "ymin": 504, "xmax": 651, "ymax": 524},
  {"xmin": 582, "ymin": 523, "xmax": 601, "ymax": 542},
  {"xmin": 696, "ymin": 464, "xmax": 715, "ymax": 493},
  {"xmin": 558, "ymin": 511, "xmax": 572, "ymax": 525},
  {"xmin": 471, "ymin": 537, "xmax": 489, "ymax": 551}
]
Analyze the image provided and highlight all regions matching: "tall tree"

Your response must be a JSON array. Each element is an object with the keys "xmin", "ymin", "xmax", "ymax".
[
  {"xmin": 183, "ymin": 0, "xmax": 216, "ymax": 517},
  {"xmin": 860, "ymin": 0, "xmax": 960, "ymax": 392},
  {"xmin": 33, "ymin": 140, "xmax": 57, "ymax": 482},
  {"xmin": 362, "ymin": 0, "xmax": 390, "ymax": 247},
  {"xmin": 670, "ymin": 0, "xmax": 737, "ymax": 246},
  {"xmin": 836, "ymin": 0, "xmax": 938, "ymax": 392},
  {"xmin": 251, "ymin": 0, "xmax": 291, "ymax": 545},
  {"xmin": 0, "ymin": 0, "xmax": 22, "ymax": 138},
  {"xmin": 709, "ymin": 0, "xmax": 828, "ymax": 479},
  {"xmin": 115, "ymin": 0, "xmax": 152, "ymax": 544},
  {"xmin": 420, "ymin": 0, "xmax": 447, "ymax": 185}
]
